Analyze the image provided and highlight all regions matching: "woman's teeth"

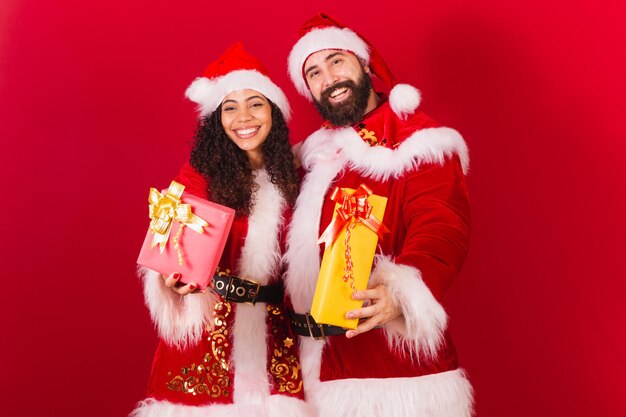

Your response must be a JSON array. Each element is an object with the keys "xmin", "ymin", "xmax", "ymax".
[{"xmin": 235, "ymin": 127, "xmax": 259, "ymax": 136}]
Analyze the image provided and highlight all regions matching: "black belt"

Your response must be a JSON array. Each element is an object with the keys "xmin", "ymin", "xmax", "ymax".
[
  {"xmin": 211, "ymin": 273, "xmax": 283, "ymax": 305},
  {"xmin": 289, "ymin": 312, "xmax": 347, "ymax": 340}
]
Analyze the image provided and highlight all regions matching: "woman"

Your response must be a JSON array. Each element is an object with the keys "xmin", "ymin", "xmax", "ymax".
[{"xmin": 132, "ymin": 43, "xmax": 309, "ymax": 417}]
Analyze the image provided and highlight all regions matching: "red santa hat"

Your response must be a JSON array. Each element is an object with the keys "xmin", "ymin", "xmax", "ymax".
[
  {"xmin": 186, "ymin": 42, "xmax": 291, "ymax": 121},
  {"xmin": 287, "ymin": 13, "xmax": 421, "ymax": 119}
]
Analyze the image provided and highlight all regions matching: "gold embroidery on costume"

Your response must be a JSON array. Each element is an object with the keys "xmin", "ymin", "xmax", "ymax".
[
  {"xmin": 268, "ymin": 304, "xmax": 303, "ymax": 394},
  {"xmin": 358, "ymin": 126, "xmax": 379, "ymax": 146},
  {"xmin": 166, "ymin": 302, "xmax": 232, "ymax": 397}
]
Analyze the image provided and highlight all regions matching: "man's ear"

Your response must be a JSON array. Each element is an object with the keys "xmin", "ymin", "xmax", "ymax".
[{"xmin": 358, "ymin": 57, "xmax": 371, "ymax": 75}]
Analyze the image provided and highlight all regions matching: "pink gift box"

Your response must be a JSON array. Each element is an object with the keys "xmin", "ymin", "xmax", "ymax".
[{"xmin": 137, "ymin": 191, "xmax": 235, "ymax": 290}]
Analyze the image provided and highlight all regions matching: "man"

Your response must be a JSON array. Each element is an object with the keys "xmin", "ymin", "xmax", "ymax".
[{"xmin": 283, "ymin": 13, "xmax": 473, "ymax": 417}]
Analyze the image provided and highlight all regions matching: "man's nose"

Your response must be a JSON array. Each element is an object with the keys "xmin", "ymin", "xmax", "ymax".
[{"xmin": 321, "ymin": 70, "xmax": 340, "ymax": 90}]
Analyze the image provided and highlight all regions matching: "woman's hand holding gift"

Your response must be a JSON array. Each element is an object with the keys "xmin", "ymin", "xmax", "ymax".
[{"xmin": 162, "ymin": 272, "xmax": 204, "ymax": 295}]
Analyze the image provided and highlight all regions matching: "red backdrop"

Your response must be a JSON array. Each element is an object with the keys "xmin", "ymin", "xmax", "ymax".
[{"xmin": 1, "ymin": 1, "xmax": 625, "ymax": 416}]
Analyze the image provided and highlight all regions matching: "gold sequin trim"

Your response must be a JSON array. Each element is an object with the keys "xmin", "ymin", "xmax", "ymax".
[
  {"xmin": 268, "ymin": 305, "xmax": 303, "ymax": 394},
  {"xmin": 166, "ymin": 302, "xmax": 232, "ymax": 397}
]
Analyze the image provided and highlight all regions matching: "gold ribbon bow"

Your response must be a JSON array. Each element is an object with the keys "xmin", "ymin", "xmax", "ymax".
[
  {"xmin": 148, "ymin": 181, "xmax": 208, "ymax": 265},
  {"xmin": 318, "ymin": 184, "xmax": 389, "ymax": 248}
]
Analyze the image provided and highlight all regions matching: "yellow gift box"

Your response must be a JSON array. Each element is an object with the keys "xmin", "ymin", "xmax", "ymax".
[{"xmin": 311, "ymin": 185, "xmax": 388, "ymax": 329}]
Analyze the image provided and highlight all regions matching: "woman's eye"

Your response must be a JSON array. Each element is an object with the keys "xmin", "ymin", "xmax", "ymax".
[
  {"xmin": 223, "ymin": 106, "xmax": 235, "ymax": 112},
  {"xmin": 251, "ymin": 102, "xmax": 263, "ymax": 108}
]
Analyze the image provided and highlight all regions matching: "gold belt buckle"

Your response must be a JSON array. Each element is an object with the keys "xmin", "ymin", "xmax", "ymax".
[
  {"xmin": 224, "ymin": 274, "xmax": 236, "ymax": 301},
  {"xmin": 245, "ymin": 279, "xmax": 261, "ymax": 305}
]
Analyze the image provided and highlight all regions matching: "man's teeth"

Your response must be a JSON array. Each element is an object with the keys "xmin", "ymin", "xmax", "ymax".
[
  {"xmin": 236, "ymin": 127, "xmax": 258, "ymax": 135},
  {"xmin": 330, "ymin": 87, "xmax": 348, "ymax": 98}
]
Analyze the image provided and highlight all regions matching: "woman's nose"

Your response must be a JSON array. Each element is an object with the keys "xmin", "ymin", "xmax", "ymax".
[{"xmin": 236, "ymin": 108, "xmax": 253, "ymax": 122}]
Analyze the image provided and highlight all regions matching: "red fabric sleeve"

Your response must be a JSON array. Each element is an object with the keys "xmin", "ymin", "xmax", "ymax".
[
  {"xmin": 395, "ymin": 156, "xmax": 471, "ymax": 300},
  {"xmin": 174, "ymin": 163, "xmax": 210, "ymax": 199}
]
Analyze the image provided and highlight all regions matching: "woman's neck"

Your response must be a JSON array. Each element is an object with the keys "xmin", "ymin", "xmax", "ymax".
[{"xmin": 247, "ymin": 151, "xmax": 264, "ymax": 170}]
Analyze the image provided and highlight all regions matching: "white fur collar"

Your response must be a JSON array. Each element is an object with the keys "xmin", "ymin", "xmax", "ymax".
[
  {"xmin": 300, "ymin": 126, "xmax": 469, "ymax": 182},
  {"xmin": 237, "ymin": 168, "xmax": 286, "ymax": 283}
]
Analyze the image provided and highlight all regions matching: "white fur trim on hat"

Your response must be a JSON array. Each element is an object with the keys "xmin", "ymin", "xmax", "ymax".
[
  {"xmin": 288, "ymin": 27, "xmax": 370, "ymax": 99},
  {"xmin": 389, "ymin": 84, "xmax": 422, "ymax": 120},
  {"xmin": 185, "ymin": 70, "xmax": 291, "ymax": 121}
]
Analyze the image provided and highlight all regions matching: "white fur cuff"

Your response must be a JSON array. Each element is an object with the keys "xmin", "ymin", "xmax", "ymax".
[
  {"xmin": 139, "ymin": 267, "xmax": 214, "ymax": 348},
  {"xmin": 369, "ymin": 256, "xmax": 448, "ymax": 359}
]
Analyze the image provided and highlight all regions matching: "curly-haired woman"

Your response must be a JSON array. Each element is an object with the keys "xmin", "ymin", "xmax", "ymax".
[{"xmin": 132, "ymin": 43, "xmax": 310, "ymax": 417}]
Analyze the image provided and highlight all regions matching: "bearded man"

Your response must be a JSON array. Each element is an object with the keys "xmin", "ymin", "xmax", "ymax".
[{"xmin": 283, "ymin": 13, "xmax": 474, "ymax": 417}]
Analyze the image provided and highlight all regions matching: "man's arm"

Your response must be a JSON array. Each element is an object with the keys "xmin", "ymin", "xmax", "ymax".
[{"xmin": 347, "ymin": 156, "xmax": 470, "ymax": 358}]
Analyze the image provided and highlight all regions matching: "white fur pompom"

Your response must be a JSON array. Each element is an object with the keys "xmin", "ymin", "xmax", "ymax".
[
  {"xmin": 184, "ymin": 77, "xmax": 214, "ymax": 109},
  {"xmin": 389, "ymin": 83, "xmax": 421, "ymax": 120}
]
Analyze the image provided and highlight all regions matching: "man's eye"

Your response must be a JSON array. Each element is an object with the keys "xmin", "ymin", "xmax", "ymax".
[
  {"xmin": 309, "ymin": 70, "xmax": 319, "ymax": 79},
  {"xmin": 332, "ymin": 59, "xmax": 342, "ymax": 65}
]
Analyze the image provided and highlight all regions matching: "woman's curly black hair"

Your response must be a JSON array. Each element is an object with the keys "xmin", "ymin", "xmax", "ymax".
[{"xmin": 190, "ymin": 101, "xmax": 299, "ymax": 216}]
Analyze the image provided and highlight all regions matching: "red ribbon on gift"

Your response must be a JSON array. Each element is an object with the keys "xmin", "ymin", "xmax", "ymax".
[
  {"xmin": 318, "ymin": 184, "xmax": 389, "ymax": 293},
  {"xmin": 317, "ymin": 184, "xmax": 389, "ymax": 248}
]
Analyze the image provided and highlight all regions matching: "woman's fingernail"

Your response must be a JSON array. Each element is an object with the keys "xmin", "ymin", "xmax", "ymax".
[
  {"xmin": 189, "ymin": 284, "xmax": 197, "ymax": 290},
  {"xmin": 173, "ymin": 272, "xmax": 181, "ymax": 280}
]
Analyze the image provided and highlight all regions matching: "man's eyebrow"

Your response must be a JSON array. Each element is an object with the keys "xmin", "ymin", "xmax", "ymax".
[
  {"xmin": 304, "ymin": 63, "xmax": 319, "ymax": 77},
  {"xmin": 323, "ymin": 51, "xmax": 344, "ymax": 62}
]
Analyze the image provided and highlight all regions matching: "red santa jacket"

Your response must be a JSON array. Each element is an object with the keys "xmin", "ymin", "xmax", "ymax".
[
  {"xmin": 132, "ymin": 164, "xmax": 311, "ymax": 417},
  {"xmin": 284, "ymin": 98, "xmax": 473, "ymax": 417}
]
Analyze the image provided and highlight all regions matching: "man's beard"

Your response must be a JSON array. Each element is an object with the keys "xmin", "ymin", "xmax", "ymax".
[{"xmin": 313, "ymin": 71, "xmax": 373, "ymax": 127}]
